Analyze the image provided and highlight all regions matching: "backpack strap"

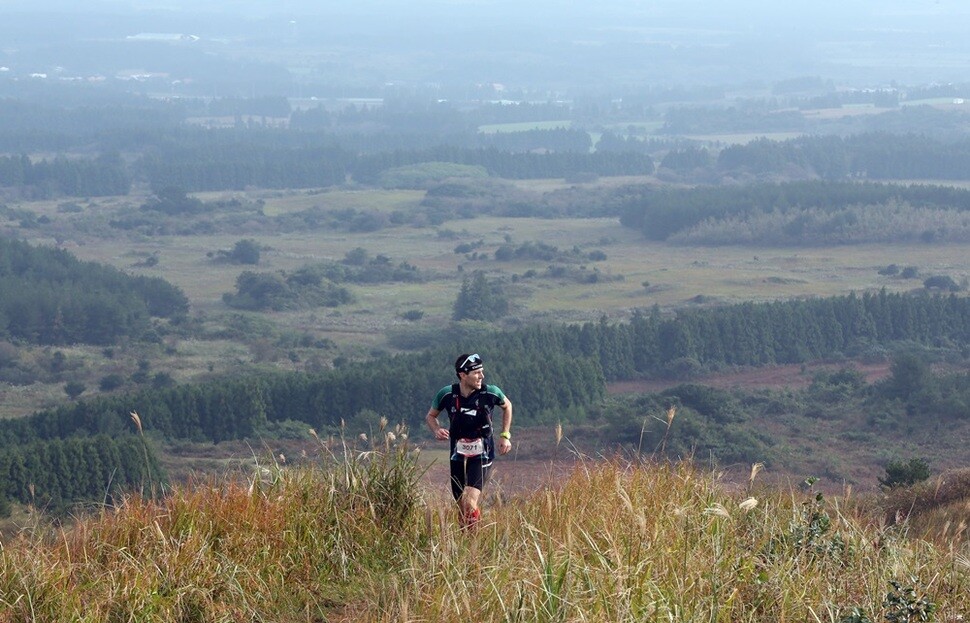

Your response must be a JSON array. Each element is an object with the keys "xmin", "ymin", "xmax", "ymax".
[{"xmin": 452, "ymin": 384, "xmax": 493, "ymax": 436}]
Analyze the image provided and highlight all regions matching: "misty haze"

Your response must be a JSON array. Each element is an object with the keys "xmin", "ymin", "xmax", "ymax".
[{"xmin": 4, "ymin": 1, "xmax": 970, "ymax": 95}]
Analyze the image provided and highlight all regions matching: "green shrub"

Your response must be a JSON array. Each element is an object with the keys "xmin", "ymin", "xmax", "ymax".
[
  {"xmin": 64, "ymin": 380, "xmax": 86, "ymax": 399},
  {"xmin": 227, "ymin": 239, "xmax": 261, "ymax": 265},
  {"xmin": 99, "ymin": 374, "xmax": 126, "ymax": 391},
  {"xmin": 879, "ymin": 457, "xmax": 931, "ymax": 489},
  {"xmin": 883, "ymin": 579, "xmax": 936, "ymax": 623}
]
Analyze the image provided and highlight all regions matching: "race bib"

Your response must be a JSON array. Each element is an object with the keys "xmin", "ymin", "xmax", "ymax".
[{"xmin": 454, "ymin": 437, "xmax": 485, "ymax": 457}]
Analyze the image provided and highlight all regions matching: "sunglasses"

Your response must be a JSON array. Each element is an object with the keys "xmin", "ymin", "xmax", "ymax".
[{"xmin": 459, "ymin": 353, "xmax": 482, "ymax": 370}]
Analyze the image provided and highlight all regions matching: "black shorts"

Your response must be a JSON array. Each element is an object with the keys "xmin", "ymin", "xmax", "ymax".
[{"xmin": 450, "ymin": 456, "xmax": 492, "ymax": 500}]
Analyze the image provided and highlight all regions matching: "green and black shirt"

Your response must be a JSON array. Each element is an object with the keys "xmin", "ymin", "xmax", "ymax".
[{"xmin": 432, "ymin": 383, "xmax": 507, "ymax": 462}]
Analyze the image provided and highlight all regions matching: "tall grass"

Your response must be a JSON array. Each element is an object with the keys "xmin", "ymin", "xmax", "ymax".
[
  {"xmin": 373, "ymin": 462, "xmax": 970, "ymax": 622},
  {"xmin": 1, "ymin": 431, "xmax": 968, "ymax": 622},
  {"xmin": 0, "ymin": 427, "xmax": 422, "ymax": 621}
]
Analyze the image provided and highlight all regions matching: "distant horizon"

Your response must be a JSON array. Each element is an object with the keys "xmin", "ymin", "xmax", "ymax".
[{"xmin": 3, "ymin": 0, "xmax": 970, "ymax": 96}]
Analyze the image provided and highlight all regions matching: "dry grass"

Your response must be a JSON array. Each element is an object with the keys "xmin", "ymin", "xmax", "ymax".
[
  {"xmin": 373, "ymin": 460, "xmax": 970, "ymax": 622},
  {"xmin": 1, "ymin": 433, "xmax": 968, "ymax": 622},
  {"xmin": 188, "ymin": 187, "xmax": 425, "ymax": 216},
  {"xmin": 0, "ymin": 430, "xmax": 423, "ymax": 621},
  {"xmin": 881, "ymin": 468, "xmax": 970, "ymax": 544}
]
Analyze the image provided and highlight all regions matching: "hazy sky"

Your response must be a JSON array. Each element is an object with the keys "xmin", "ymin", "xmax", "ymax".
[{"xmin": 4, "ymin": 1, "xmax": 970, "ymax": 95}]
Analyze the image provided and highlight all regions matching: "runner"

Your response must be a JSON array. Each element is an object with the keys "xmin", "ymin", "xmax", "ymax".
[{"xmin": 425, "ymin": 353, "xmax": 513, "ymax": 528}]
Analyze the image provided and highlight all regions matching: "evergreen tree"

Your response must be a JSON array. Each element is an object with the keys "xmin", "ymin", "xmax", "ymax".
[{"xmin": 452, "ymin": 271, "xmax": 510, "ymax": 321}]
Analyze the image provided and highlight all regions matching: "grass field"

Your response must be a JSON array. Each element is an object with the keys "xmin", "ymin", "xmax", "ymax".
[
  {"xmin": 6, "ymin": 181, "xmax": 970, "ymax": 419},
  {"xmin": 65, "ymin": 210, "xmax": 970, "ymax": 322}
]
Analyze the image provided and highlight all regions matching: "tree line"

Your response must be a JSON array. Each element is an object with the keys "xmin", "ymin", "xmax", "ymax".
[
  {"xmin": 467, "ymin": 289, "xmax": 970, "ymax": 392},
  {"xmin": 0, "ymin": 139, "xmax": 654, "ymax": 198},
  {"xmin": 10, "ymin": 122, "xmax": 970, "ymax": 199},
  {"xmin": 619, "ymin": 179, "xmax": 970, "ymax": 242},
  {"xmin": 0, "ymin": 153, "xmax": 130, "ymax": 198},
  {"xmin": 138, "ymin": 143, "xmax": 351, "ymax": 192},
  {"xmin": 3, "ymin": 288, "xmax": 968, "ymax": 451},
  {"xmin": 0, "ymin": 434, "xmax": 162, "ymax": 516},
  {"xmin": 663, "ymin": 132, "xmax": 970, "ymax": 181},
  {"xmin": 0, "ymin": 237, "xmax": 188, "ymax": 345},
  {"xmin": 0, "ymin": 337, "xmax": 605, "ymax": 448}
]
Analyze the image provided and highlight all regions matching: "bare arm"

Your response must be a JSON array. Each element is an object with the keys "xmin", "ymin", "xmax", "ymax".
[
  {"xmin": 500, "ymin": 398, "xmax": 512, "ymax": 435},
  {"xmin": 426, "ymin": 407, "xmax": 449, "ymax": 440},
  {"xmin": 497, "ymin": 398, "xmax": 512, "ymax": 455}
]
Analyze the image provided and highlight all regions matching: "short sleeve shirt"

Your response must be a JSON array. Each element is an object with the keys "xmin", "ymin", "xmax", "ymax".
[{"xmin": 432, "ymin": 383, "xmax": 507, "ymax": 460}]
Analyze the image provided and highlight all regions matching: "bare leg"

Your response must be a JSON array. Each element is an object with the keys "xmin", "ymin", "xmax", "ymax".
[{"xmin": 459, "ymin": 486, "xmax": 482, "ymax": 527}]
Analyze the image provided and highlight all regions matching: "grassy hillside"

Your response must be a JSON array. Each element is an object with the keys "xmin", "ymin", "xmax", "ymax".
[{"xmin": 1, "ymin": 435, "xmax": 967, "ymax": 621}]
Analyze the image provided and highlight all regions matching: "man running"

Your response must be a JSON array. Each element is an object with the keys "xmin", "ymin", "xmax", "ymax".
[{"xmin": 425, "ymin": 353, "xmax": 513, "ymax": 528}]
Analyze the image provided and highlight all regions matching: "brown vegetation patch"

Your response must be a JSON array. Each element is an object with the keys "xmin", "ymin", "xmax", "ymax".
[{"xmin": 881, "ymin": 467, "xmax": 970, "ymax": 537}]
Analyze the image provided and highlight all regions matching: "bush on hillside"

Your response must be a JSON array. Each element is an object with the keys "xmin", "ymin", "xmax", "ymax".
[{"xmin": 879, "ymin": 457, "xmax": 931, "ymax": 490}]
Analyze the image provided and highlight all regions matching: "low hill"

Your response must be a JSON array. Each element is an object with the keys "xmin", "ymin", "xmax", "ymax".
[{"xmin": 1, "ymin": 438, "xmax": 966, "ymax": 621}]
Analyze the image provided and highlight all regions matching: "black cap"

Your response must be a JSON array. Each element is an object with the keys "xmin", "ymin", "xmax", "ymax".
[{"xmin": 455, "ymin": 353, "xmax": 483, "ymax": 375}]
